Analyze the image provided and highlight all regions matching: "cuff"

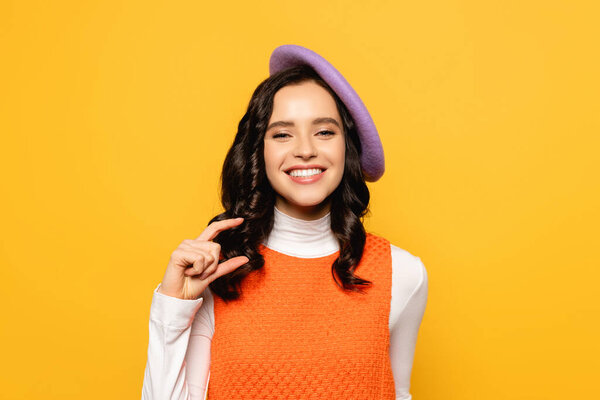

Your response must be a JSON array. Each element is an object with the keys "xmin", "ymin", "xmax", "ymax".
[{"xmin": 150, "ymin": 282, "xmax": 204, "ymax": 329}]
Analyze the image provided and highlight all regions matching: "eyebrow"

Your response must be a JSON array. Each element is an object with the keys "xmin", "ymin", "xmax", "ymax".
[{"xmin": 266, "ymin": 117, "xmax": 341, "ymax": 131}]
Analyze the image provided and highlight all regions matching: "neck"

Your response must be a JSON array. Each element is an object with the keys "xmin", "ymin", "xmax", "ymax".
[{"xmin": 262, "ymin": 205, "xmax": 339, "ymax": 258}]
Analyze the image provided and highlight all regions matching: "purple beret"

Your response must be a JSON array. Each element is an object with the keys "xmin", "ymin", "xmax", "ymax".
[{"xmin": 269, "ymin": 44, "xmax": 385, "ymax": 182}]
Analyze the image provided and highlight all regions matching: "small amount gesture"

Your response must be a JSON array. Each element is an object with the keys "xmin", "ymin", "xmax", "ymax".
[{"xmin": 157, "ymin": 217, "xmax": 249, "ymax": 300}]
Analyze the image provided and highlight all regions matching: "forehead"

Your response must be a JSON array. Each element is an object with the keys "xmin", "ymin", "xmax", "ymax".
[{"xmin": 269, "ymin": 81, "xmax": 340, "ymax": 121}]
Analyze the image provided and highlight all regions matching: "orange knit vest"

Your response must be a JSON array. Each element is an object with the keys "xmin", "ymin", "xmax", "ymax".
[{"xmin": 207, "ymin": 232, "xmax": 395, "ymax": 399}]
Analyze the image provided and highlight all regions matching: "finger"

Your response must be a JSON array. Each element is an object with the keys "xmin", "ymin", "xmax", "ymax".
[
  {"xmin": 181, "ymin": 239, "xmax": 218, "ymax": 253},
  {"xmin": 196, "ymin": 255, "xmax": 218, "ymax": 280},
  {"xmin": 206, "ymin": 256, "xmax": 250, "ymax": 282},
  {"xmin": 173, "ymin": 249, "xmax": 207, "ymax": 270},
  {"xmin": 181, "ymin": 253, "xmax": 209, "ymax": 276},
  {"xmin": 196, "ymin": 217, "xmax": 244, "ymax": 242}
]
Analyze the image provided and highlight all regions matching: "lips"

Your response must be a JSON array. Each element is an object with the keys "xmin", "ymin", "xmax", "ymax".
[
  {"xmin": 286, "ymin": 169, "xmax": 325, "ymax": 184},
  {"xmin": 284, "ymin": 164, "xmax": 327, "ymax": 174}
]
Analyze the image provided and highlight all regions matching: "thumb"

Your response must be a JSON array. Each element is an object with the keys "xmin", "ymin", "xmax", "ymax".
[{"xmin": 209, "ymin": 256, "xmax": 250, "ymax": 281}]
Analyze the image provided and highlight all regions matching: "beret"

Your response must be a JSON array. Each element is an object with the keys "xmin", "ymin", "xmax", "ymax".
[{"xmin": 269, "ymin": 44, "xmax": 384, "ymax": 182}]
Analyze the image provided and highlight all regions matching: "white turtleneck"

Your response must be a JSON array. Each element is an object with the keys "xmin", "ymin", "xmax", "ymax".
[{"xmin": 142, "ymin": 206, "xmax": 428, "ymax": 400}]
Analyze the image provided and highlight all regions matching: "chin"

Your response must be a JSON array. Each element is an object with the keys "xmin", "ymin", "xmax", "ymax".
[
  {"xmin": 291, "ymin": 197, "xmax": 326, "ymax": 207},
  {"xmin": 284, "ymin": 195, "xmax": 329, "ymax": 208}
]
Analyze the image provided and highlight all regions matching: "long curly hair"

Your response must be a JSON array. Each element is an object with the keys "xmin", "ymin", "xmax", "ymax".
[{"xmin": 207, "ymin": 64, "xmax": 373, "ymax": 302}]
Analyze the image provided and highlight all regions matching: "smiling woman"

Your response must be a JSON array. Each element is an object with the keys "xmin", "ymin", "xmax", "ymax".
[
  {"xmin": 142, "ymin": 45, "xmax": 428, "ymax": 400},
  {"xmin": 202, "ymin": 63, "xmax": 373, "ymax": 295}
]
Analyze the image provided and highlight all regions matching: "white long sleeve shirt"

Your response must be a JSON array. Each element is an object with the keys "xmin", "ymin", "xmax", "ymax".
[{"xmin": 142, "ymin": 206, "xmax": 428, "ymax": 399}]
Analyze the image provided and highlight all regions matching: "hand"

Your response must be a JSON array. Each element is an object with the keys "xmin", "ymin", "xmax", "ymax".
[{"xmin": 157, "ymin": 217, "xmax": 249, "ymax": 300}]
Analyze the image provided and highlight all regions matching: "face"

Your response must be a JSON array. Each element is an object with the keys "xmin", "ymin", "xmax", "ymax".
[{"xmin": 263, "ymin": 80, "xmax": 346, "ymax": 220}]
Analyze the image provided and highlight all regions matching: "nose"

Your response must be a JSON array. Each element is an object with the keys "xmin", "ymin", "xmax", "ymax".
[{"xmin": 293, "ymin": 134, "xmax": 317, "ymax": 159}]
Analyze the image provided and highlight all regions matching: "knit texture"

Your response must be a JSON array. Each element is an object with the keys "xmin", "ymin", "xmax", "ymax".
[{"xmin": 207, "ymin": 232, "xmax": 395, "ymax": 399}]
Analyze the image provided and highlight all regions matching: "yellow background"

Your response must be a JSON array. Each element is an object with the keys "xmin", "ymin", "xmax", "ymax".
[{"xmin": 1, "ymin": 1, "xmax": 598, "ymax": 399}]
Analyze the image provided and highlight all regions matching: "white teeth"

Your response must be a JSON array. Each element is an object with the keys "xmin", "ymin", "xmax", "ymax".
[{"xmin": 289, "ymin": 168, "xmax": 323, "ymax": 177}]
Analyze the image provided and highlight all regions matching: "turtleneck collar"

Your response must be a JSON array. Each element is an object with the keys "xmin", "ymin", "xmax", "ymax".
[{"xmin": 262, "ymin": 205, "xmax": 340, "ymax": 258}]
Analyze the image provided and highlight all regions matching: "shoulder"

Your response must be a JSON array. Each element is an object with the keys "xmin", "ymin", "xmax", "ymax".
[
  {"xmin": 367, "ymin": 232, "xmax": 428, "ymax": 303},
  {"xmin": 389, "ymin": 245, "xmax": 429, "ymax": 334},
  {"xmin": 389, "ymin": 242, "xmax": 428, "ymax": 318},
  {"xmin": 366, "ymin": 232, "xmax": 427, "ymax": 271},
  {"xmin": 389, "ymin": 243, "xmax": 427, "ymax": 288}
]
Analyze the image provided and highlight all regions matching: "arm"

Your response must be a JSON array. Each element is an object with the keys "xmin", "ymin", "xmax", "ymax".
[
  {"xmin": 185, "ymin": 284, "xmax": 214, "ymax": 399},
  {"xmin": 389, "ymin": 250, "xmax": 429, "ymax": 400},
  {"xmin": 141, "ymin": 283, "xmax": 211, "ymax": 400}
]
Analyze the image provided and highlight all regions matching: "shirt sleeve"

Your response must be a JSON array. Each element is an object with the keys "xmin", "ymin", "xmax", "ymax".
[
  {"xmin": 389, "ymin": 252, "xmax": 429, "ymax": 400},
  {"xmin": 141, "ymin": 282, "xmax": 210, "ymax": 400},
  {"xmin": 185, "ymin": 285, "xmax": 214, "ymax": 399}
]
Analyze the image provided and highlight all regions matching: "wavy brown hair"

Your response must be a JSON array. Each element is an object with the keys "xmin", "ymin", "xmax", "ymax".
[{"xmin": 207, "ymin": 64, "xmax": 373, "ymax": 302}]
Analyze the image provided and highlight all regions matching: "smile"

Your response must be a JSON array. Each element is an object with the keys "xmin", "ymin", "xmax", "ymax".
[
  {"xmin": 287, "ymin": 168, "xmax": 323, "ymax": 177},
  {"xmin": 285, "ymin": 168, "xmax": 325, "ymax": 184}
]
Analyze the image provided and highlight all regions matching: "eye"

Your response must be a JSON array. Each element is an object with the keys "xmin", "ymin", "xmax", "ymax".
[
  {"xmin": 272, "ymin": 132, "xmax": 290, "ymax": 139},
  {"xmin": 317, "ymin": 130, "xmax": 335, "ymax": 136}
]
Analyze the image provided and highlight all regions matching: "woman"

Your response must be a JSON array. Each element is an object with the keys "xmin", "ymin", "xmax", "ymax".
[{"xmin": 142, "ymin": 45, "xmax": 428, "ymax": 399}]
